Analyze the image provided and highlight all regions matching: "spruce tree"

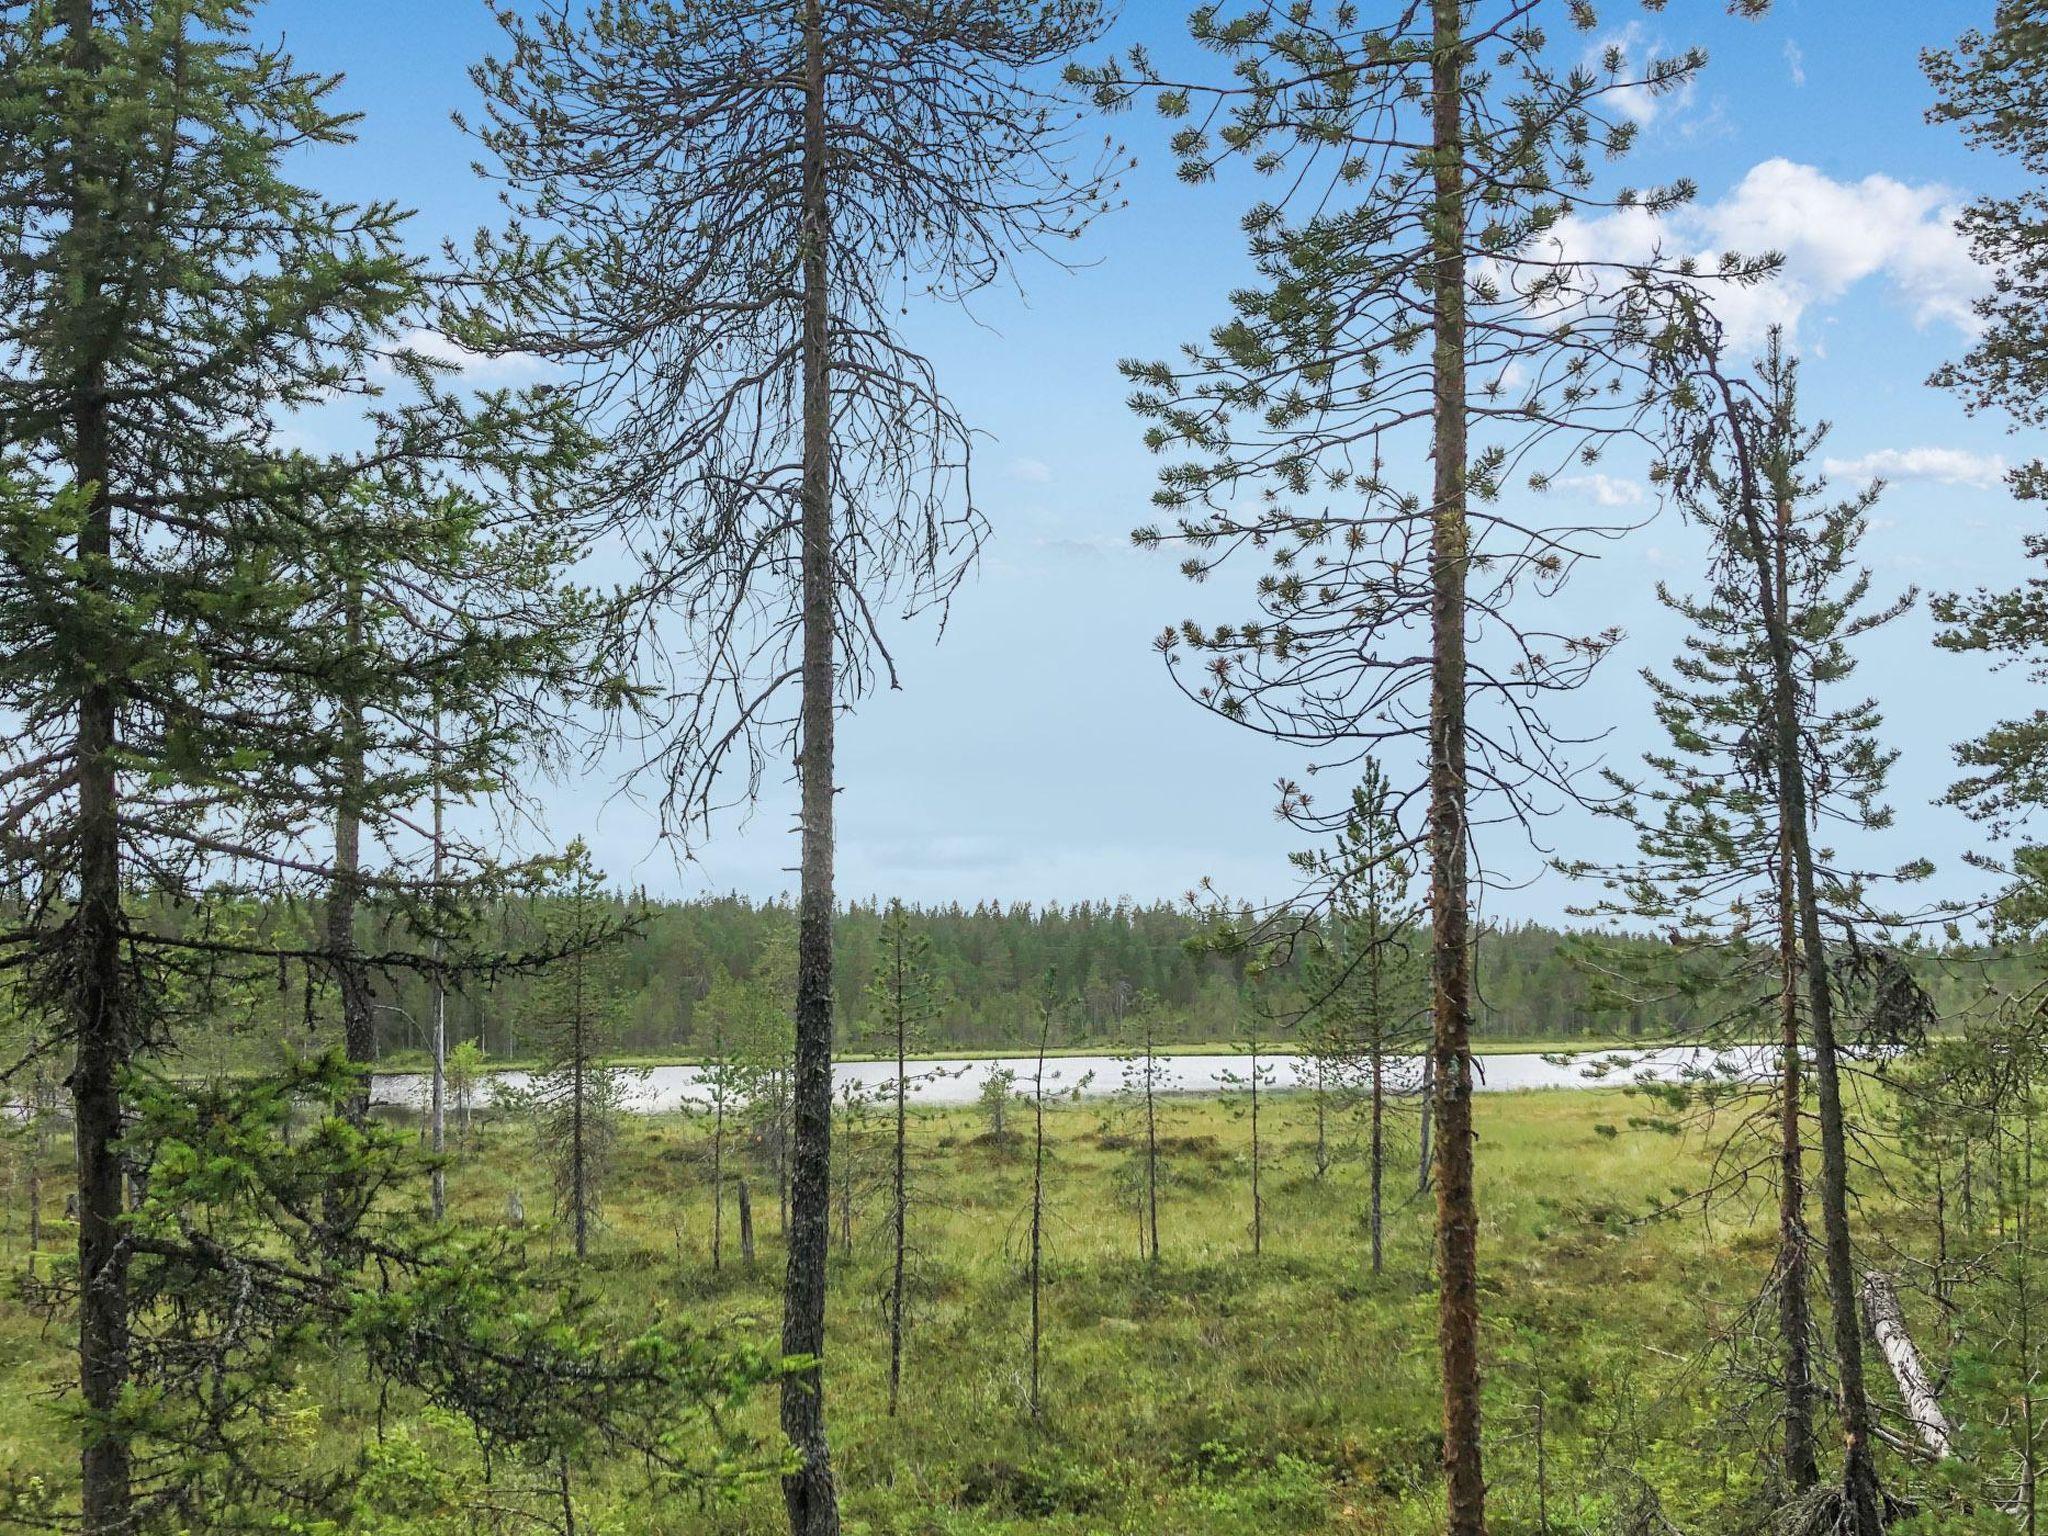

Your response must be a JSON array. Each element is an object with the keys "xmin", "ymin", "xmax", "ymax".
[{"xmin": 0, "ymin": 4, "xmax": 620, "ymax": 1525}]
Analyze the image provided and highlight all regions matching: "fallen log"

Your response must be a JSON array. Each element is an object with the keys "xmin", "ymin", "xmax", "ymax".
[{"xmin": 1861, "ymin": 1269, "xmax": 1953, "ymax": 1460}]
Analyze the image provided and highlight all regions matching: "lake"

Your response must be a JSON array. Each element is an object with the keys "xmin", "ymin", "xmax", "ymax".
[{"xmin": 371, "ymin": 1043, "xmax": 1775, "ymax": 1114}]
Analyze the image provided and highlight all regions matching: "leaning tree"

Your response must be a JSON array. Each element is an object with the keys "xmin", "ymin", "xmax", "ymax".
[
  {"xmin": 461, "ymin": 5, "xmax": 1121, "ymax": 1528},
  {"xmin": 1639, "ymin": 324, "xmax": 1934, "ymax": 1536},
  {"xmin": 1075, "ymin": 4, "xmax": 1771, "ymax": 1526},
  {"xmin": 1572, "ymin": 331, "xmax": 1922, "ymax": 1526}
]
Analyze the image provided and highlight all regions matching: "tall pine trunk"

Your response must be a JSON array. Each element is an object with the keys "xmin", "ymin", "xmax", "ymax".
[
  {"xmin": 1428, "ymin": 2, "xmax": 1486, "ymax": 1529},
  {"xmin": 782, "ymin": 0, "xmax": 840, "ymax": 1526}
]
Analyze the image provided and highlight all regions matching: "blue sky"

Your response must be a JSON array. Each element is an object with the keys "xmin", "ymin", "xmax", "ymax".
[{"xmin": 265, "ymin": 0, "xmax": 2028, "ymax": 921}]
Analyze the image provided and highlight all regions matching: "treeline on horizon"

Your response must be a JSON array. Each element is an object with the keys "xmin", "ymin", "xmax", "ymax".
[{"xmin": 182, "ymin": 893, "xmax": 2019, "ymax": 1063}]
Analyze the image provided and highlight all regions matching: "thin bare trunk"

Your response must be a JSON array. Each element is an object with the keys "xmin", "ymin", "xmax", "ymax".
[
  {"xmin": 888, "ymin": 965, "xmax": 908, "ymax": 1416},
  {"xmin": 739, "ymin": 1176, "xmax": 756, "ymax": 1268},
  {"xmin": 571, "ymin": 947, "xmax": 588, "ymax": 1260},
  {"xmin": 1028, "ymin": 1004, "xmax": 1051, "ymax": 1423},
  {"xmin": 1143, "ymin": 1020, "xmax": 1159, "ymax": 1264},
  {"xmin": 1776, "ymin": 778, "xmax": 1820, "ymax": 1492},
  {"xmin": 1370, "ymin": 1038, "xmax": 1386, "ymax": 1276},
  {"xmin": 1428, "ymin": 3, "xmax": 1485, "ymax": 1528},
  {"xmin": 331, "ymin": 583, "xmax": 373, "ymax": 1122},
  {"xmin": 781, "ymin": 1, "xmax": 839, "ymax": 1525}
]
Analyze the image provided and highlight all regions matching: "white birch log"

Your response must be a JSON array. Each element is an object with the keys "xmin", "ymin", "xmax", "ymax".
[{"xmin": 1861, "ymin": 1269, "xmax": 1953, "ymax": 1460}]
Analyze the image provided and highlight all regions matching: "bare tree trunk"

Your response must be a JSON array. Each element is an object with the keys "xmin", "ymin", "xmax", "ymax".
[
  {"xmin": 26, "ymin": 1042, "xmax": 45, "ymax": 1277},
  {"xmin": 1314, "ymin": 1058, "xmax": 1329, "ymax": 1181},
  {"xmin": 1370, "ymin": 1037, "xmax": 1386, "ymax": 1276},
  {"xmin": 712, "ymin": 1092, "xmax": 725, "ymax": 1274},
  {"xmin": 331, "ymin": 584, "xmax": 374, "ymax": 1124},
  {"xmin": 1418, "ymin": 1048, "xmax": 1434, "ymax": 1197},
  {"xmin": 1428, "ymin": 3, "xmax": 1485, "ymax": 1528},
  {"xmin": 1250, "ymin": 1037, "xmax": 1264, "ymax": 1257},
  {"xmin": 888, "ymin": 1002, "xmax": 908, "ymax": 1416},
  {"xmin": 739, "ymin": 1176, "xmax": 756, "ymax": 1268},
  {"xmin": 1861, "ymin": 1271, "xmax": 1953, "ymax": 1460},
  {"xmin": 782, "ymin": 1, "xmax": 839, "ymax": 1525},
  {"xmin": 1028, "ymin": 1004, "xmax": 1051, "ymax": 1423},
  {"xmin": 572, "ymin": 948, "xmax": 588, "ymax": 1261},
  {"xmin": 1776, "ymin": 813, "xmax": 1820, "ymax": 1493},
  {"xmin": 1143, "ymin": 1020, "xmax": 1159, "ymax": 1264}
]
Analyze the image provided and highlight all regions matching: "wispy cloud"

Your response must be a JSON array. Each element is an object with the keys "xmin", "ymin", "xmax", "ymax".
[
  {"xmin": 1823, "ymin": 446, "xmax": 2008, "ymax": 490},
  {"xmin": 1008, "ymin": 456, "xmax": 1053, "ymax": 484}
]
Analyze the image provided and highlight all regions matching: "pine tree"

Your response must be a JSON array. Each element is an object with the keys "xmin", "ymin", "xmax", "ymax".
[
  {"xmin": 1076, "ymin": 9, "xmax": 1772, "ymax": 1526},
  {"xmin": 1648, "ymin": 330, "xmax": 1927, "ymax": 1535},
  {"xmin": 462, "ymin": 12, "xmax": 1122, "ymax": 1525},
  {"xmin": 1298, "ymin": 764, "xmax": 1426, "ymax": 1276}
]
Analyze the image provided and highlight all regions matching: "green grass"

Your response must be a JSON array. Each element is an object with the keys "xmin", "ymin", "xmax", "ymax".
[{"xmin": 0, "ymin": 1087, "xmax": 1823, "ymax": 1533}]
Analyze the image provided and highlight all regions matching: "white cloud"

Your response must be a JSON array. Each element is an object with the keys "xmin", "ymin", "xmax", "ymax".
[
  {"xmin": 1823, "ymin": 446, "xmax": 2008, "ymax": 490},
  {"xmin": 1556, "ymin": 158, "xmax": 1981, "ymax": 345},
  {"xmin": 393, "ymin": 327, "xmax": 546, "ymax": 383},
  {"xmin": 1784, "ymin": 39, "xmax": 1806, "ymax": 88},
  {"xmin": 1589, "ymin": 24, "xmax": 1693, "ymax": 127},
  {"xmin": 1553, "ymin": 472, "xmax": 1649, "ymax": 508},
  {"xmin": 1008, "ymin": 456, "xmax": 1052, "ymax": 484}
]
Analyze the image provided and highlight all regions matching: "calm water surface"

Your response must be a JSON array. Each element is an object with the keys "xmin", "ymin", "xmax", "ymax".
[{"xmin": 371, "ymin": 1044, "xmax": 1774, "ymax": 1114}]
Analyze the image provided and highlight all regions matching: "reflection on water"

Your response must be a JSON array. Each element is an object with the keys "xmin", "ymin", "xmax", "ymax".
[{"xmin": 372, "ymin": 1044, "xmax": 1777, "ymax": 1115}]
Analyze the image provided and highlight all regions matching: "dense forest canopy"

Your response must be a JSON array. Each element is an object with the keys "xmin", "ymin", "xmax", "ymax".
[{"xmin": 175, "ymin": 894, "xmax": 2014, "ymax": 1061}]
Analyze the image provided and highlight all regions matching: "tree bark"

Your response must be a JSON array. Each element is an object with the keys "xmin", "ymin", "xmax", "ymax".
[
  {"xmin": 330, "ymin": 585, "xmax": 374, "ymax": 1122},
  {"xmin": 1428, "ymin": 1, "xmax": 1486, "ymax": 1529},
  {"xmin": 1861, "ymin": 1270, "xmax": 1952, "ymax": 1460},
  {"xmin": 782, "ymin": 0, "xmax": 839, "ymax": 1526}
]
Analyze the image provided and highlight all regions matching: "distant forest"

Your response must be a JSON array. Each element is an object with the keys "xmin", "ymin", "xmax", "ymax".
[{"xmin": 263, "ymin": 895, "xmax": 2009, "ymax": 1062}]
